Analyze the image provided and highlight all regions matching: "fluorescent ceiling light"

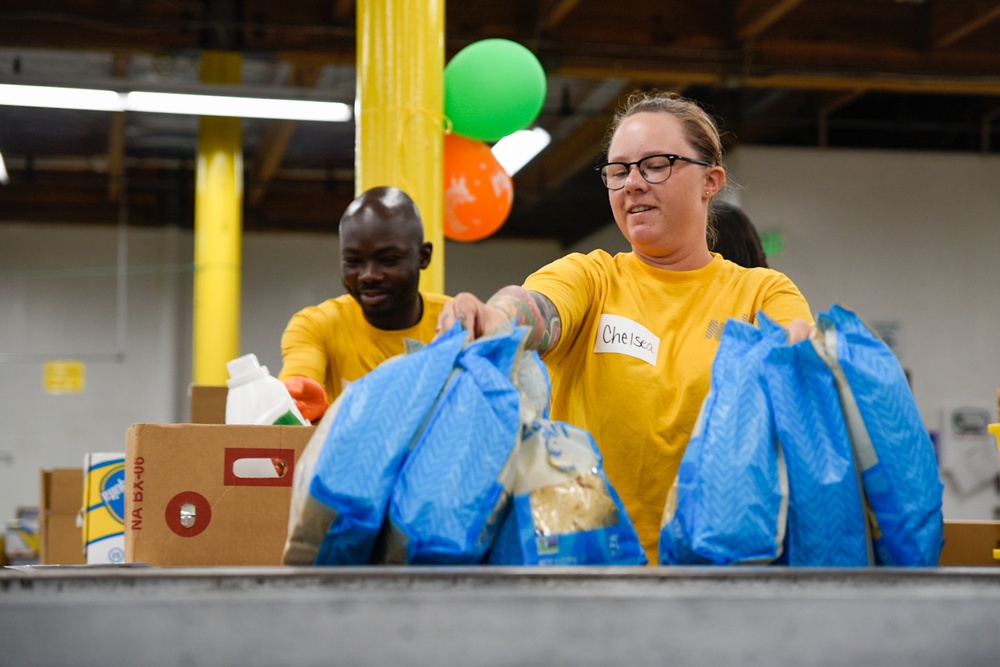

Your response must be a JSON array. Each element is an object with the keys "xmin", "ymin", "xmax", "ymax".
[
  {"xmin": 0, "ymin": 83, "xmax": 352, "ymax": 122},
  {"xmin": 0, "ymin": 83, "xmax": 123, "ymax": 112},
  {"xmin": 492, "ymin": 127, "xmax": 551, "ymax": 176},
  {"xmin": 0, "ymin": 149, "xmax": 8, "ymax": 185},
  {"xmin": 126, "ymin": 92, "xmax": 351, "ymax": 122}
]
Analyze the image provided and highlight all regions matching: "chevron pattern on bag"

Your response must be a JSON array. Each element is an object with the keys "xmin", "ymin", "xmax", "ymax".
[
  {"xmin": 389, "ymin": 330, "xmax": 526, "ymax": 564},
  {"xmin": 818, "ymin": 304, "xmax": 944, "ymax": 566},
  {"xmin": 309, "ymin": 324, "xmax": 467, "ymax": 564},
  {"xmin": 661, "ymin": 318, "xmax": 787, "ymax": 565},
  {"xmin": 766, "ymin": 341, "xmax": 872, "ymax": 567}
]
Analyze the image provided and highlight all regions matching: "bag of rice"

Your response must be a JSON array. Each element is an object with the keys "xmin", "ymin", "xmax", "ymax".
[{"xmin": 489, "ymin": 419, "xmax": 647, "ymax": 566}]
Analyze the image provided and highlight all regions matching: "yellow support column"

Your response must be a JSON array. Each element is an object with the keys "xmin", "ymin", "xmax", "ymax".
[
  {"xmin": 356, "ymin": 0, "xmax": 445, "ymax": 293},
  {"xmin": 193, "ymin": 51, "xmax": 243, "ymax": 385}
]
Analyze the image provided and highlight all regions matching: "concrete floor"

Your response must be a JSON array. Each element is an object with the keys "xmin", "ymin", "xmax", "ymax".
[{"xmin": 2, "ymin": 565, "xmax": 999, "ymax": 666}]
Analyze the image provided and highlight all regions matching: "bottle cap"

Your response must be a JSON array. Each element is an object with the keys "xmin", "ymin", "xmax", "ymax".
[{"xmin": 226, "ymin": 353, "xmax": 269, "ymax": 387}]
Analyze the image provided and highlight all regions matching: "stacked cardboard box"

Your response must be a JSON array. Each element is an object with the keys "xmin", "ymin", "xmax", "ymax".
[
  {"xmin": 939, "ymin": 521, "xmax": 1000, "ymax": 566},
  {"xmin": 39, "ymin": 468, "xmax": 85, "ymax": 564}
]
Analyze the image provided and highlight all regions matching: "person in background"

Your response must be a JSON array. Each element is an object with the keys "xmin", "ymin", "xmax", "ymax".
[
  {"xmin": 279, "ymin": 186, "xmax": 451, "ymax": 422},
  {"xmin": 710, "ymin": 199, "xmax": 769, "ymax": 269},
  {"xmin": 436, "ymin": 90, "xmax": 814, "ymax": 563}
]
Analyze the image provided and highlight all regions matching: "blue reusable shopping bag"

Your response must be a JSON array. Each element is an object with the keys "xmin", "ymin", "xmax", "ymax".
[
  {"xmin": 659, "ymin": 316, "xmax": 789, "ymax": 565},
  {"xmin": 488, "ymin": 419, "xmax": 647, "ymax": 566},
  {"xmin": 306, "ymin": 322, "xmax": 466, "ymax": 565},
  {"xmin": 812, "ymin": 304, "xmax": 944, "ymax": 566},
  {"xmin": 658, "ymin": 306, "xmax": 941, "ymax": 570},
  {"xmin": 386, "ymin": 327, "xmax": 529, "ymax": 564},
  {"xmin": 764, "ymin": 318, "xmax": 872, "ymax": 568}
]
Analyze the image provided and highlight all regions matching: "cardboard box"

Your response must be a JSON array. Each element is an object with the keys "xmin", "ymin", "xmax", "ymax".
[
  {"xmin": 189, "ymin": 384, "xmax": 228, "ymax": 424},
  {"xmin": 39, "ymin": 468, "xmax": 86, "ymax": 564},
  {"xmin": 4, "ymin": 506, "xmax": 40, "ymax": 565},
  {"xmin": 82, "ymin": 453, "xmax": 127, "ymax": 564},
  {"xmin": 939, "ymin": 521, "xmax": 1000, "ymax": 566},
  {"xmin": 125, "ymin": 423, "xmax": 315, "ymax": 566}
]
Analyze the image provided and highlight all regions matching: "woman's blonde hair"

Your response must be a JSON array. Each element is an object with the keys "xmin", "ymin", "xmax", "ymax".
[{"xmin": 604, "ymin": 90, "xmax": 727, "ymax": 247}]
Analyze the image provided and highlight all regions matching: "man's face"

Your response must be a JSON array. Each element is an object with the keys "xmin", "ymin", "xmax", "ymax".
[{"xmin": 340, "ymin": 215, "xmax": 430, "ymax": 330}]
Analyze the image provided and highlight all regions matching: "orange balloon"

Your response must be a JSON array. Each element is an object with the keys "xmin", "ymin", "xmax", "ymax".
[{"xmin": 444, "ymin": 133, "xmax": 514, "ymax": 242}]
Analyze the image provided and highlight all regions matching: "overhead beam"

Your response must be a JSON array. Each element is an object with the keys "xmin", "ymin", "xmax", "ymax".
[
  {"xmin": 556, "ymin": 65, "xmax": 721, "ymax": 86},
  {"xmin": 557, "ymin": 64, "xmax": 1000, "ymax": 97},
  {"xmin": 738, "ymin": 0, "xmax": 805, "ymax": 42},
  {"xmin": 935, "ymin": 4, "xmax": 1000, "ymax": 49},
  {"xmin": 247, "ymin": 62, "xmax": 324, "ymax": 206},
  {"xmin": 818, "ymin": 89, "xmax": 868, "ymax": 148},
  {"xmin": 107, "ymin": 52, "xmax": 130, "ymax": 201},
  {"xmin": 543, "ymin": 0, "xmax": 583, "ymax": 31},
  {"xmin": 744, "ymin": 72, "xmax": 1000, "ymax": 96},
  {"xmin": 334, "ymin": 0, "xmax": 355, "ymax": 19},
  {"xmin": 248, "ymin": 121, "xmax": 297, "ymax": 206}
]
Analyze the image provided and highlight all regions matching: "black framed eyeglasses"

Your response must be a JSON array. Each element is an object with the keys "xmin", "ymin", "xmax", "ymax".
[{"xmin": 595, "ymin": 153, "xmax": 714, "ymax": 190}]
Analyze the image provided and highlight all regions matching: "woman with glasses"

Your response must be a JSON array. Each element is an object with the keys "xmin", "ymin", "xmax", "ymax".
[{"xmin": 437, "ymin": 90, "xmax": 813, "ymax": 564}]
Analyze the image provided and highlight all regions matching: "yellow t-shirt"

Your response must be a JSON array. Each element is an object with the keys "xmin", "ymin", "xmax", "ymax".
[
  {"xmin": 522, "ymin": 250, "xmax": 813, "ymax": 563},
  {"xmin": 278, "ymin": 292, "xmax": 452, "ymax": 404}
]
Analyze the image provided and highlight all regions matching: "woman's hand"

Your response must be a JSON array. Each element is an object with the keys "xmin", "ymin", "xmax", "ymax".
[
  {"xmin": 785, "ymin": 318, "xmax": 816, "ymax": 344},
  {"xmin": 436, "ymin": 292, "xmax": 512, "ymax": 341}
]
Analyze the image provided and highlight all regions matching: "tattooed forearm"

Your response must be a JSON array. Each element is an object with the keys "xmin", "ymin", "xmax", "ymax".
[
  {"xmin": 530, "ymin": 291, "xmax": 562, "ymax": 353},
  {"xmin": 486, "ymin": 286, "xmax": 562, "ymax": 354}
]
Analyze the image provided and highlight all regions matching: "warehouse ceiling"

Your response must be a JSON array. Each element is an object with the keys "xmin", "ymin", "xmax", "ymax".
[{"xmin": 1, "ymin": 0, "xmax": 999, "ymax": 246}]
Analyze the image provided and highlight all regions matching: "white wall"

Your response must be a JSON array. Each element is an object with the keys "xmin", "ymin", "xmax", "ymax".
[{"xmin": 2, "ymin": 145, "xmax": 999, "ymax": 524}]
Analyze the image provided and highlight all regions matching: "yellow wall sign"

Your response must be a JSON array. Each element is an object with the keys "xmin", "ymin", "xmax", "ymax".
[{"xmin": 44, "ymin": 360, "xmax": 86, "ymax": 394}]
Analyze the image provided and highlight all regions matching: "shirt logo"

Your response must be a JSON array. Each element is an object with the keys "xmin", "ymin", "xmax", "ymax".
[
  {"xmin": 705, "ymin": 313, "xmax": 752, "ymax": 341},
  {"xmin": 594, "ymin": 314, "xmax": 660, "ymax": 366}
]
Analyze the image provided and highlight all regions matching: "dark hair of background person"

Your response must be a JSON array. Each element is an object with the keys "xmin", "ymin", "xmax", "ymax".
[{"xmin": 709, "ymin": 200, "xmax": 769, "ymax": 269}]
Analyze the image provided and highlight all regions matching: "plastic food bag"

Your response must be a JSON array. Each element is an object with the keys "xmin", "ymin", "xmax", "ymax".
[
  {"xmin": 765, "ymin": 316, "xmax": 871, "ymax": 567},
  {"xmin": 283, "ymin": 323, "xmax": 466, "ymax": 565},
  {"xmin": 384, "ymin": 327, "xmax": 531, "ymax": 564},
  {"xmin": 659, "ymin": 316, "xmax": 788, "ymax": 565},
  {"xmin": 811, "ymin": 304, "xmax": 944, "ymax": 566},
  {"xmin": 282, "ymin": 392, "xmax": 344, "ymax": 565},
  {"xmin": 658, "ymin": 306, "xmax": 943, "ymax": 569},
  {"xmin": 489, "ymin": 419, "xmax": 647, "ymax": 566}
]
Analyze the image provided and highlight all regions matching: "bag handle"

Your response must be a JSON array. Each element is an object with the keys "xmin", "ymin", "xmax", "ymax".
[{"xmin": 811, "ymin": 324, "xmax": 877, "ymax": 566}]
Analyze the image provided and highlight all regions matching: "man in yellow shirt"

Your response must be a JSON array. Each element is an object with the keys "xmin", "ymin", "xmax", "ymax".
[{"xmin": 279, "ymin": 186, "xmax": 451, "ymax": 421}]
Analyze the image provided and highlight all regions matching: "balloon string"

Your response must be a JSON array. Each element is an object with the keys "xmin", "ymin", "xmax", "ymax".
[{"xmin": 394, "ymin": 106, "xmax": 452, "ymax": 200}]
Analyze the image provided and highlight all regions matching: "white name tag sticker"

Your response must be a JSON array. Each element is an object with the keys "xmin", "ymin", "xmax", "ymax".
[{"xmin": 593, "ymin": 314, "xmax": 660, "ymax": 366}]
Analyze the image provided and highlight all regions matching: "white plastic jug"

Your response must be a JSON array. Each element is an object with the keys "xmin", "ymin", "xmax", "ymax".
[{"xmin": 225, "ymin": 353, "xmax": 309, "ymax": 426}]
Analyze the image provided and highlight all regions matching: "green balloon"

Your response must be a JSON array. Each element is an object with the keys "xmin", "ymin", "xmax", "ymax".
[{"xmin": 445, "ymin": 39, "xmax": 547, "ymax": 143}]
